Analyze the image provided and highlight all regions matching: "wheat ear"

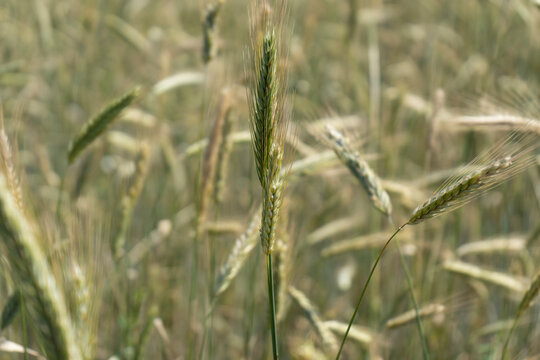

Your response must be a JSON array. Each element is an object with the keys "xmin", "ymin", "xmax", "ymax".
[
  {"xmin": 289, "ymin": 286, "xmax": 339, "ymax": 354},
  {"xmin": 0, "ymin": 173, "xmax": 82, "ymax": 359},
  {"xmin": 247, "ymin": 2, "xmax": 289, "ymax": 358},
  {"xmin": 202, "ymin": 0, "xmax": 225, "ymax": 63},
  {"xmin": 68, "ymin": 87, "xmax": 140, "ymax": 164},
  {"xmin": 114, "ymin": 142, "xmax": 151, "ymax": 258},
  {"xmin": 324, "ymin": 125, "xmax": 392, "ymax": 218}
]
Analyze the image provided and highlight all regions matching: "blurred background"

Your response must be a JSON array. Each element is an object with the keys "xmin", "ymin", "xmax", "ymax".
[{"xmin": 0, "ymin": 0, "xmax": 539, "ymax": 359}]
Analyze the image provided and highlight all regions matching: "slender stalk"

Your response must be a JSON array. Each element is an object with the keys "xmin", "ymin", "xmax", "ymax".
[
  {"xmin": 56, "ymin": 170, "xmax": 66, "ymax": 220},
  {"xmin": 501, "ymin": 318, "xmax": 518, "ymax": 360},
  {"xmin": 266, "ymin": 253, "xmax": 279, "ymax": 360},
  {"xmin": 336, "ymin": 224, "xmax": 406, "ymax": 359},
  {"xmin": 21, "ymin": 292, "xmax": 28, "ymax": 360},
  {"xmin": 396, "ymin": 241, "xmax": 430, "ymax": 360}
]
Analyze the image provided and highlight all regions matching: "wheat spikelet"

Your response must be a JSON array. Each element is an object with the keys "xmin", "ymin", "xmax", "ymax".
[
  {"xmin": 202, "ymin": 0, "xmax": 225, "ymax": 63},
  {"xmin": 409, "ymin": 157, "xmax": 513, "ymax": 224},
  {"xmin": 324, "ymin": 124, "xmax": 392, "ymax": 218},
  {"xmin": 0, "ymin": 173, "xmax": 82, "ymax": 359},
  {"xmin": 385, "ymin": 303, "xmax": 445, "ymax": 329},
  {"xmin": 107, "ymin": 131, "xmax": 140, "ymax": 155},
  {"xmin": 321, "ymin": 232, "xmax": 395, "ymax": 257},
  {"xmin": 443, "ymin": 260, "xmax": 527, "ymax": 293},
  {"xmin": 441, "ymin": 114, "xmax": 540, "ymax": 135},
  {"xmin": 105, "ymin": 15, "xmax": 151, "ymax": 54},
  {"xmin": 408, "ymin": 129, "xmax": 538, "ymax": 225},
  {"xmin": 321, "ymin": 231, "xmax": 412, "ymax": 257},
  {"xmin": 152, "ymin": 72, "xmax": 205, "ymax": 96},
  {"xmin": 289, "ymin": 286, "xmax": 339, "ymax": 353},
  {"xmin": 292, "ymin": 340, "xmax": 328, "ymax": 360},
  {"xmin": 0, "ymin": 113, "xmax": 23, "ymax": 211},
  {"xmin": 323, "ymin": 320, "xmax": 374, "ymax": 347},
  {"xmin": 203, "ymin": 221, "xmax": 244, "ymax": 235},
  {"xmin": 45, "ymin": 206, "xmax": 105, "ymax": 360},
  {"xmin": 214, "ymin": 211, "xmax": 261, "ymax": 298},
  {"xmin": 68, "ymin": 87, "xmax": 140, "ymax": 164},
  {"xmin": 247, "ymin": 5, "xmax": 290, "ymax": 356},
  {"xmin": 260, "ymin": 147, "xmax": 284, "ymax": 253},
  {"xmin": 214, "ymin": 109, "xmax": 237, "ymax": 204},
  {"xmin": 248, "ymin": 8, "xmax": 289, "ymax": 254},
  {"xmin": 120, "ymin": 108, "xmax": 157, "ymax": 128},
  {"xmin": 199, "ymin": 89, "xmax": 233, "ymax": 224},
  {"xmin": 456, "ymin": 236, "xmax": 526, "ymax": 257},
  {"xmin": 68, "ymin": 262, "xmax": 93, "ymax": 359},
  {"xmin": 114, "ymin": 142, "xmax": 151, "ymax": 258},
  {"xmin": 307, "ymin": 216, "xmax": 360, "ymax": 246}
]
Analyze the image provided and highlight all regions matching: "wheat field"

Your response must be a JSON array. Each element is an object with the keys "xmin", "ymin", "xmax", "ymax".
[{"xmin": 0, "ymin": 0, "xmax": 539, "ymax": 359}]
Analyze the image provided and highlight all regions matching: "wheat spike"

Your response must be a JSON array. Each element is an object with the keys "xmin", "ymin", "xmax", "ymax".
[
  {"xmin": 202, "ymin": 0, "xmax": 225, "ymax": 63},
  {"xmin": 409, "ymin": 157, "xmax": 513, "ymax": 224},
  {"xmin": 248, "ymin": 15, "xmax": 288, "ymax": 254},
  {"xmin": 408, "ymin": 121, "xmax": 538, "ymax": 225},
  {"xmin": 324, "ymin": 124, "xmax": 392, "ymax": 218},
  {"xmin": 214, "ymin": 211, "xmax": 261, "ymax": 298},
  {"xmin": 386, "ymin": 303, "xmax": 445, "ymax": 329},
  {"xmin": 456, "ymin": 236, "xmax": 526, "ymax": 257},
  {"xmin": 199, "ymin": 89, "xmax": 233, "ymax": 224},
  {"xmin": 0, "ymin": 113, "xmax": 23, "ymax": 211},
  {"xmin": 114, "ymin": 142, "xmax": 151, "ymax": 258},
  {"xmin": 0, "ymin": 173, "xmax": 82, "ymax": 359},
  {"xmin": 289, "ymin": 286, "xmax": 339, "ymax": 353},
  {"xmin": 68, "ymin": 87, "xmax": 140, "ymax": 164},
  {"xmin": 323, "ymin": 320, "xmax": 374, "ymax": 347},
  {"xmin": 443, "ymin": 260, "xmax": 527, "ymax": 293}
]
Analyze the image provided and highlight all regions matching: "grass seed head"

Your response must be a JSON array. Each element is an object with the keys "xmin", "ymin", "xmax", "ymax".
[{"xmin": 68, "ymin": 87, "xmax": 140, "ymax": 164}]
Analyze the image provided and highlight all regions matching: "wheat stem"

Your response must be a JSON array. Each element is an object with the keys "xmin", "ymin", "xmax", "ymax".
[
  {"xmin": 336, "ymin": 224, "xmax": 406, "ymax": 359},
  {"xmin": 267, "ymin": 253, "xmax": 279, "ymax": 360}
]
